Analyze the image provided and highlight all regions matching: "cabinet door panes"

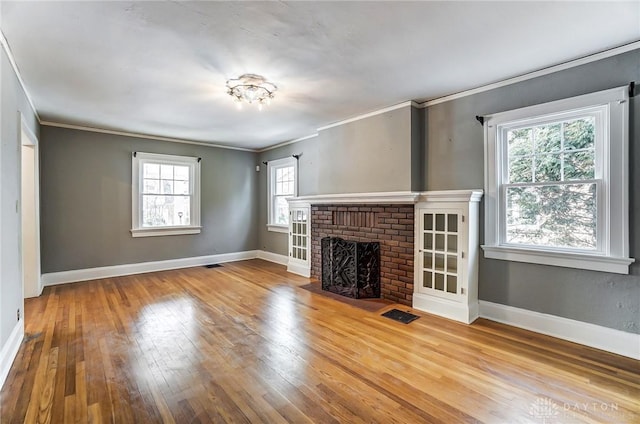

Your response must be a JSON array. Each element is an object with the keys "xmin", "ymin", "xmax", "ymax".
[
  {"xmin": 290, "ymin": 208, "xmax": 309, "ymax": 261},
  {"xmin": 420, "ymin": 211, "xmax": 460, "ymax": 297}
]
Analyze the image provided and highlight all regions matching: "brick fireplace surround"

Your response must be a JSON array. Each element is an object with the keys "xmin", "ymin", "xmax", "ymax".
[{"xmin": 310, "ymin": 204, "xmax": 414, "ymax": 306}]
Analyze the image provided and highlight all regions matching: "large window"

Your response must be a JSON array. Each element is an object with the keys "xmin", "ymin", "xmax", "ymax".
[
  {"xmin": 482, "ymin": 86, "xmax": 633, "ymax": 274},
  {"xmin": 131, "ymin": 152, "xmax": 201, "ymax": 237},
  {"xmin": 267, "ymin": 157, "xmax": 297, "ymax": 232}
]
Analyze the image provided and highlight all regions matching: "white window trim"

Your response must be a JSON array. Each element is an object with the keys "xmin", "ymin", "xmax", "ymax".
[
  {"xmin": 131, "ymin": 152, "xmax": 201, "ymax": 237},
  {"xmin": 267, "ymin": 156, "xmax": 297, "ymax": 233},
  {"xmin": 482, "ymin": 86, "xmax": 634, "ymax": 274}
]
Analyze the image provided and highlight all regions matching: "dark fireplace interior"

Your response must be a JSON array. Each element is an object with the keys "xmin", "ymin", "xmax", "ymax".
[{"xmin": 321, "ymin": 237, "xmax": 380, "ymax": 299}]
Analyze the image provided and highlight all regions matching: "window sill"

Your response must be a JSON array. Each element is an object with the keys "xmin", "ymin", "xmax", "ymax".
[
  {"xmin": 267, "ymin": 224, "xmax": 288, "ymax": 233},
  {"xmin": 481, "ymin": 245, "xmax": 634, "ymax": 274},
  {"xmin": 131, "ymin": 226, "xmax": 201, "ymax": 238}
]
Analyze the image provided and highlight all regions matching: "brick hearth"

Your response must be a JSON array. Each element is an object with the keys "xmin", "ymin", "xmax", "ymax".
[{"xmin": 311, "ymin": 204, "xmax": 414, "ymax": 305}]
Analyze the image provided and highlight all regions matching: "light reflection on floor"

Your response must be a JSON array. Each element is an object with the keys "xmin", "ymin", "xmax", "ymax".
[
  {"xmin": 261, "ymin": 286, "xmax": 308, "ymax": 383},
  {"xmin": 131, "ymin": 296, "xmax": 198, "ymax": 389}
]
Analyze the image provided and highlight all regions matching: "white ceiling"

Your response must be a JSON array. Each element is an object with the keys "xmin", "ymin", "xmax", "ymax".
[{"xmin": 2, "ymin": 1, "xmax": 639, "ymax": 150}]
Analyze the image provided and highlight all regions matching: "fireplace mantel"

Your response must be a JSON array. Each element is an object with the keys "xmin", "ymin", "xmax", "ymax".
[{"xmin": 289, "ymin": 190, "xmax": 482, "ymax": 206}]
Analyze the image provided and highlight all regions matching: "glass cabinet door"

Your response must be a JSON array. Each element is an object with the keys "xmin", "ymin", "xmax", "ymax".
[
  {"xmin": 420, "ymin": 210, "xmax": 460, "ymax": 298},
  {"xmin": 290, "ymin": 208, "xmax": 309, "ymax": 262}
]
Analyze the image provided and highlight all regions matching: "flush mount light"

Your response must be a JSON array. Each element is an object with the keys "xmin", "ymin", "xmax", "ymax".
[{"xmin": 226, "ymin": 73, "xmax": 277, "ymax": 110}]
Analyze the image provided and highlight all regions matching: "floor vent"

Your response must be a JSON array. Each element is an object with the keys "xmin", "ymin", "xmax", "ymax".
[
  {"xmin": 204, "ymin": 264, "xmax": 222, "ymax": 269},
  {"xmin": 381, "ymin": 309, "xmax": 420, "ymax": 324}
]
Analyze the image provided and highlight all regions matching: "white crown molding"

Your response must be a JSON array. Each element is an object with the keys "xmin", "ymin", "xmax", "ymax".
[
  {"xmin": 420, "ymin": 40, "xmax": 640, "ymax": 107},
  {"xmin": 258, "ymin": 133, "xmax": 319, "ymax": 152},
  {"xmin": 39, "ymin": 121, "xmax": 255, "ymax": 152},
  {"xmin": 479, "ymin": 300, "xmax": 640, "ymax": 360},
  {"xmin": 317, "ymin": 101, "xmax": 419, "ymax": 132},
  {"xmin": 0, "ymin": 321, "xmax": 24, "ymax": 390},
  {"xmin": 0, "ymin": 29, "xmax": 40, "ymax": 121},
  {"xmin": 291, "ymin": 191, "xmax": 421, "ymax": 205}
]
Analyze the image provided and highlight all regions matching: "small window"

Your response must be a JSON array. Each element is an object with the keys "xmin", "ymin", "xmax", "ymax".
[
  {"xmin": 482, "ymin": 86, "xmax": 633, "ymax": 274},
  {"xmin": 131, "ymin": 152, "xmax": 201, "ymax": 237},
  {"xmin": 267, "ymin": 157, "xmax": 297, "ymax": 232}
]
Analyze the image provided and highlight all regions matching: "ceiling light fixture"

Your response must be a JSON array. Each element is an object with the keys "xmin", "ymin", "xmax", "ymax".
[{"xmin": 226, "ymin": 74, "xmax": 277, "ymax": 110}]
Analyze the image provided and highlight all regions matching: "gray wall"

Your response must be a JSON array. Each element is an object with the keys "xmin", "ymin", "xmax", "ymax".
[
  {"xmin": 0, "ymin": 47, "xmax": 39, "ymax": 350},
  {"xmin": 40, "ymin": 126, "xmax": 258, "ymax": 273},
  {"xmin": 257, "ymin": 105, "xmax": 419, "ymax": 255},
  {"xmin": 424, "ymin": 49, "xmax": 640, "ymax": 333}
]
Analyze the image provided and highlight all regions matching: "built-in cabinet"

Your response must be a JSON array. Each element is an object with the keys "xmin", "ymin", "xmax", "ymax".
[
  {"xmin": 413, "ymin": 190, "xmax": 483, "ymax": 324},
  {"xmin": 287, "ymin": 201, "xmax": 311, "ymax": 277}
]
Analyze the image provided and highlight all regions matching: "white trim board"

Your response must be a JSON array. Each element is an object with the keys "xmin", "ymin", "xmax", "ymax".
[
  {"xmin": 42, "ymin": 251, "xmax": 259, "ymax": 286},
  {"xmin": 257, "ymin": 250, "xmax": 288, "ymax": 266},
  {"xmin": 317, "ymin": 101, "xmax": 419, "ymax": 132},
  {"xmin": 0, "ymin": 30, "xmax": 40, "ymax": 121},
  {"xmin": 420, "ymin": 40, "xmax": 640, "ymax": 107},
  {"xmin": 40, "ymin": 121, "xmax": 254, "ymax": 152},
  {"xmin": 0, "ymin": 321, "xmax": 24, "ymax": 390},
  {"xmin": 41, "ymin": 250, "xmax": 291, "ymax": 286},
  {"xmin": 479, "ymin": 301, "xmax": 640, "ymax": 360}
]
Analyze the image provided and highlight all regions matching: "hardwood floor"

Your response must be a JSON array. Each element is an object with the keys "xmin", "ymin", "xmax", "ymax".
[{"xmin": 1, "ymin": 259, "xmax": 638, "ymax": 423}]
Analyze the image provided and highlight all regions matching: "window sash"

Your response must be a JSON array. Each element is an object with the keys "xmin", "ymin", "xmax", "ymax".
[
  {"xmin": 132, "ymin": 152, "xmax": 201, "ymax": 236},
  {"xmin": 267, "ymin": 158, "xmax": 297, "ymax": 228},
  {"xmin": 497, "ymin": 107, "xmax": 606, "ymax": 253}
]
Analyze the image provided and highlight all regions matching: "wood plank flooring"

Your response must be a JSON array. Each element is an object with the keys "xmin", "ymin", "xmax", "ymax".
[{"xmin": 1, "ymin": 259, "xmax": 638, "ymax": 423}]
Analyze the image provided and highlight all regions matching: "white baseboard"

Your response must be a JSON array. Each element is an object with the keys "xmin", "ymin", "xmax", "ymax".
[
  {"xmin": 413, "ymin": 293, "xmax": 478, "ymax": 324},
  {"xmin": 479, "ymin": 301, "xmax": 640, "ymax": 360},
  {"xmin": 41, "ymin": 250, "xmax": 260, "ymax": 286},
  {"xmin": 257, "ymin": 250, "xmax": 289, "ymax": 266},
  {"xmin": 0, "ymin": 321, "xmax": 24, "ymax": 390},
  {"xmin": 287, "ymin": 262, "xmax": 311, "ymax": 278}
]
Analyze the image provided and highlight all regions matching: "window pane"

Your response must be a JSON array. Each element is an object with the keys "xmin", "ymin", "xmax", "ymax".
[
  {"xmin": 423, "ymin": 271, "xmax": 432, "ymax": 288},
  {"xmin": 274, "ymin": 196, "xmax": 289, "ymax": 225},
  {"xmin": 447, "ymin": 214, "xmax": 457, "ymax": 233},
  {"xmin": 506, "ymin": 183, "xmax": 596, "ymax": 249},
  {"xmin": 424, "ymin": 233, "xmax": 433, "ymax": 250},
  {"xmin": 160, "ymin": 165, "xmax": 173, "ymax": 180},
  {"xmin": 446, "ymin": 275, "xmax": 457, "ymax": 294},
  {"xmin": 143, "ymin": 179, "xmax": 159, "ymax": 194},
  {"xmin": 143, "ymin": 163, "xmax": 160, "ymax": 179},
  {"xmin": 435, "ymin": 214, "xmax": 445, "ymax": 231},
  {"xmin": 434, "ymin": 273, "xmax": 445, "ymax": 291},
  {"xmin": 174, "ymin": 180, "xmax": 190, "ymax": 195},
  {"xmin": 435, "ymin": 234, "xmax": 445, "ymax": 251},
  {"xmin": 507, "ymin": 128, "xmax": 533, "ymax": 156},
  {"xmin": 534, "ymin": 123, "xmax": 561, "ymax": 152},
  {"xmin": 564, "ymin": 150, "xmax": 595, "ymax": 180},
  {"xmin": 423, "ymin": 252, "xmax": 433, "ymax": 269},
  {"xmin": 535, "ymin": 153, "xmax": 562, "ymax": 182},
  {"xmin": 508, "ymin": 156, "xmax": 533, "ymax": 183},
  {"xmin": 174, "ymin": 166, "xmax": 189, "ymax": 181},
  {"xmin": 564, "ymin": 117, "xmax": 595, "ymax": 150},
  {"xmin": 447, "ymin": 235, "xmax": 457, "ymax": 253},
  {"xmin": 424, "ymin": 214, "xmax": 433, "ymax": 230},
  {"xmin": 161, "ymin": 180, "xmax": 174, "ymax": 194},
  {"xmin": 142, "ymin": 195, "xmax": 191, "ymax": 227}
]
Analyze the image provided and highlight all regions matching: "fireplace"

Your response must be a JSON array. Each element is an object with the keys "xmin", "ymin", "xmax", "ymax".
[
  {"xmin": 321, "ymin": 237, "xmax": 380, "ymax": 298},
  {"xmin": 311, "ymin": 204, "xmax": 414, "ymax": 306}
]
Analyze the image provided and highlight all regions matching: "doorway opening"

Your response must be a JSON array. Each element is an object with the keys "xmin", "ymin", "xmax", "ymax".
[{"xmin": 21, "ymin": 115, "xmax": 40, "ymax": 299}]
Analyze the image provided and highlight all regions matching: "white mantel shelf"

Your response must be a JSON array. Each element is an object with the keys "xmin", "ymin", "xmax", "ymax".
[{"xmin": 289, "ymin": 190, "xmax": 483, "ymax": 205}]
